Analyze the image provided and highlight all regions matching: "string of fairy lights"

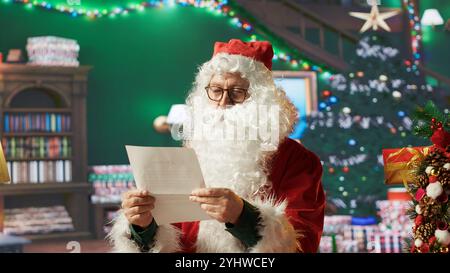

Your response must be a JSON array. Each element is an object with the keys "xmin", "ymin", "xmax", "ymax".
[
  {"xmin": 0, "ymin": 0, "xmax": 334, "ymax": 79},
  {"xmin": 403, "ymin": 0, "xmax": 422, "ymax": 74}
]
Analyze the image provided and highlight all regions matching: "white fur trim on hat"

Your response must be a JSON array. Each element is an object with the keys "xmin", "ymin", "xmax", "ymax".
[{"xmin": 106, "ymin": 211, "xmax": 182, "ymax": 253}]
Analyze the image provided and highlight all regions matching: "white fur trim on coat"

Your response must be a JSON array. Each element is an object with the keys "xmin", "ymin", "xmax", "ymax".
[
  {"xmin": 196, "ymin": 198, "xmax": 299, "ymax": 253},
  {"xmin": 106, "ymin": 211, "xmax": 182, "ymax": 253},
  {"xmin": 196, "ymin": 220, "xmax": 246, "ymax": 252},
  {"xmin": 248, "ymin": 198, "xmax": 299, "ymax": 253}
]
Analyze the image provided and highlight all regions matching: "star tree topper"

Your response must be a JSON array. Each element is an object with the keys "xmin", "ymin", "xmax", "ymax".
[{"xmin": 349, "ymin": 1, "xmax": 400, "ymax": 33}]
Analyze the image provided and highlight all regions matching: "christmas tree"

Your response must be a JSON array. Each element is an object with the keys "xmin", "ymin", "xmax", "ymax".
[{"xmin": 302, "ymin": 34, "xmax": 446, "ymax": 216}]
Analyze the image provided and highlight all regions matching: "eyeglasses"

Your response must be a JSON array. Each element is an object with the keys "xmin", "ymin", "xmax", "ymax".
[{"xmin": 205, "ymin": 86, "xmax": 248, "ymax": 104}]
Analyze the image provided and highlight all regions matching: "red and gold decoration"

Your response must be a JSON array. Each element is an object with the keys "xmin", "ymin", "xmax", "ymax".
[
  {"xmin": 382, "ymin": 146, "xmax": 429, "ymax": 185},
  {"xmin": 382, "ymin": 101, "xmax": 450, "ymax": 253},
  {"xmin": 408, "ymin": 101, "xmax": 450, "ymax": 253}
]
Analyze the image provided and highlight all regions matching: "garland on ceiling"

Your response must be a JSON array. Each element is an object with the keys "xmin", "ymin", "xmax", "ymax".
[{"xmin": 0, "ymin": 0, "xmax": 334, "ymax": 78}]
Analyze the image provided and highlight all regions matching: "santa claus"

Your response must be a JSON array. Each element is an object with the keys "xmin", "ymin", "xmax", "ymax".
[{"xmin": 108, "ymin": 39, "xmax": 325, "ymax": 253}]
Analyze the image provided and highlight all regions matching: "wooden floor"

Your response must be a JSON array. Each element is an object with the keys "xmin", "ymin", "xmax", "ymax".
[{"xmin": 24, "ymin": 239, "xmax": 112, "ymax": 253}]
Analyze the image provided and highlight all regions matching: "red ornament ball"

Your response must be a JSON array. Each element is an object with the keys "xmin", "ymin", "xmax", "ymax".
[
  {"xmin": 431, "ymin": 118, "xmax": 437, "ymax": 123},
  {"xmin": 328, "ymin": 167, "xmax": 335, "ymax": 174},
  {"xmin": 322, "ymin": 90, "xmax": 331, "ymax": 97},
  {"xmin": 437, "ymin": 122, "xmax": 443, "ymax": 128},
  {"xmin": 429, "ymin": 176, "xmax": 438, "ymax": 183},
  {"xmin": 342, "ymin": 166, "xmax": 350, "ymax": 173}
]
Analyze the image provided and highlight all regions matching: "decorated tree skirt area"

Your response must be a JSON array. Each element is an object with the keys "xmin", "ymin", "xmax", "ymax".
[
  {"xmin": 320, "ymin": 102, "xmax": 450, "ymax": 253},
  {"xmin": 319, "ymin": 190, "xmax": 412, "ymax": 253}
]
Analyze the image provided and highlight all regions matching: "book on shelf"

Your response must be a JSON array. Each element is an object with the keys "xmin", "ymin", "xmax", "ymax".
[
  {"xmin": 1, "ymin": 136, "xmax": 71, "ymax": 159},
  {"xmin": 3, "ymin": 113, "xmax": 71, "ymax": 133},
  {"xmin": 6, "ymin": 160, "xmax": 72, "ymax": 184}
]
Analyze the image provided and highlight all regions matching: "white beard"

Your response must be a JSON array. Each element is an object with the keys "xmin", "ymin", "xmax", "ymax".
[{"xmin": 185, "ymin": 100, "xmax": 273, "ymax": 200}]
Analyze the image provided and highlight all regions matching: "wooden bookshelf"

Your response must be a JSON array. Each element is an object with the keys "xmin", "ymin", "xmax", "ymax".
[{"xmin": 0, "ymin": 63, "xmax": 92, "ymax": 242}]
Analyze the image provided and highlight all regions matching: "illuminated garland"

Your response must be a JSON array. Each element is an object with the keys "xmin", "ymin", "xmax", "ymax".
[
  {"xmin": 0, "ymin": 0, "xmax": 334, "ymax": 77},
  {"xmin": 403, "ymin": 0, "xmax": 422, "ymax": 74}
]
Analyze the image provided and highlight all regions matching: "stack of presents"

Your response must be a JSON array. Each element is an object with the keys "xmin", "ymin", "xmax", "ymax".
[{"xmin": 319, "ymin": 146, "xmax": 428, "ymax": 253}]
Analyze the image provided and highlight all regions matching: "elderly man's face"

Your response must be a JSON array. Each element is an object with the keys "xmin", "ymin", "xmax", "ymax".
[{"xmin": 206, "ymin": 73, "xmax": 250, "ymax": 108}]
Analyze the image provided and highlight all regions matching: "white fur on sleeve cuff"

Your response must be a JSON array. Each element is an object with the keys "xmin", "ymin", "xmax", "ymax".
[
  {"xmin": 106, "ymin": 211, "xmax": 182, "ymax": 253},
  {"xmin": 248, "ymin": 199, "xmax": 300, "ymax": 253}
]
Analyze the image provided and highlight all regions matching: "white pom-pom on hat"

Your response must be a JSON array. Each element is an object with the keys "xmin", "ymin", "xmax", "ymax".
[{"xmin": 426, "ymin": 182, "xmax": 443, "ymax": 199}]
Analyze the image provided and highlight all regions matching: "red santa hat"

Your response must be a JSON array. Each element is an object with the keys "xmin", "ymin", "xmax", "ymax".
[{"xmin": 213, "ymin": 39, "xmax": 274, "ymax": 71}]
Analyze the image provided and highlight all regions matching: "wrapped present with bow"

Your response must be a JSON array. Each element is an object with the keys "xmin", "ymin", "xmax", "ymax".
[{"xmin": 382, "ymin": 146, "xmax": 431, "ymax": 185}]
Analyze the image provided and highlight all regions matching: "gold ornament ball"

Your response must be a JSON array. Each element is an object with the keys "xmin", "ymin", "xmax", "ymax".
[{"xmin": 430, "ymin": 168, "xmax": 440, "ymax": 176}]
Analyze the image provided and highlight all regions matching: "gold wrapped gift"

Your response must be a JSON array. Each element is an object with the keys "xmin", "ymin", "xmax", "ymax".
[{"xmin": 382, "ymin": 146, "xmax": 430, "ymax": 185}]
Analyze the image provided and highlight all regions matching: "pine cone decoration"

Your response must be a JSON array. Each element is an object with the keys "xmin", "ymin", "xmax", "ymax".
[
  {"xmin": 420, "ymin": 196, "xmax": 442, "ymax": 217},
  {"xmin": 415, "ymin": 222, "xmax": 437, "ymax": 241},
  {"xmin": 416, "ymin": 174, "xmax": 429, "ymax": 188},
  {"xmin": 439, "ymin": 171, "xmax": 450, "ymax": 187}
]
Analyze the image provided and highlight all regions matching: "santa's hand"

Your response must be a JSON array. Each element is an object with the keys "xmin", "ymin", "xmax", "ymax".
[
  {"xmin": 190, "ymin": 188, "xmax": 244, "ymax": 224},
  {"xmin": 122, "ymin": 189, "xmax": 155, "ymax": 229}
]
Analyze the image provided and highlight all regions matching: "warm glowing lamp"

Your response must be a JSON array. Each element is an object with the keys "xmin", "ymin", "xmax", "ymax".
[{"xmin": 421, "ymin": 9, "xmax": 444, "ymax": 28}]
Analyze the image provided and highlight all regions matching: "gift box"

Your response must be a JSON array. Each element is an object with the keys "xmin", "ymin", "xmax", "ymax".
[
  {"xmin": 386, "ymin": 188, "xmax": 412, "ymax": 201},
  {"xmin": 382, "ymin": 146, "xmax": 430, "ymax": 185},
  {"xmin": 367, "ymin": 231, "xmax": 404, "ymax": 253}
]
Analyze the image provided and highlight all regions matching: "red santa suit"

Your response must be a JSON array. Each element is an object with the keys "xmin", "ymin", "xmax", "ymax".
[
  {"xmin": 109, "ymin": 138, "xmax": 325, "ymax": 253},
  {"xmin": 108, "ymin": 39, "xmax": 325, "ymax": 253}
]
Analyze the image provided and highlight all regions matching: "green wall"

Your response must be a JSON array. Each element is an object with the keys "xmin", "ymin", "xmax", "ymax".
[
  {"xmin": 1, "ymin": 1, "xmax": 448, "ymax": 165},
  {"xmin": 419, "ymin": 0, "xmax": 450, "ymax": 78},
  {"xmin": 380, "ymin": 0, "xmax": 449, "ymax": 77},
  {"xmin": 0, "ymin": 2, "xmax": 291, "ymax": 165}
]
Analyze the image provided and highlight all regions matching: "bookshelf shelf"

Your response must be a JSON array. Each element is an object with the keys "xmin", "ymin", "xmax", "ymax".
[
  {"xmin": 3, "ymin": 108, "xmax": 72, "ymax": 113},
  {"xmin": 0, "ymin": 182, "xmax": 91, "ymax": 196},
  {"xmin": 6, "ymin": 157, "xmax": 72, "ymax": 162},
  {"xmin": 2, "ymin": 132, "xmax": 73, "ymax": 137},
  {"xmin": 25, "ymin": 231, "xmax": 91, "ymax": 242},
  {"xmin": 0, "ymin": 63, "xmax": 92, "ymax": 242}
]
